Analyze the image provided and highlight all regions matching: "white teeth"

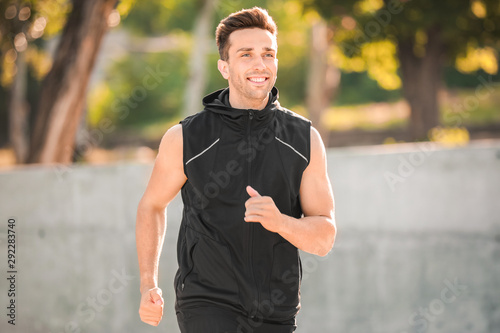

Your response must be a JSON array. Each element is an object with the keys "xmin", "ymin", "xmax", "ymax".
[{"xmin": 249, "ymin": 77, "xmax": 266, "ymax": 83}]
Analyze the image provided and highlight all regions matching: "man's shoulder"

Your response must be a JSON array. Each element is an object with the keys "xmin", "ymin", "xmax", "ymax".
[
  {"xmin": 275, "ymin": 106, "xmax": 312, "ymax": 135},
  {"xmin": 180, "ymin": 110, "xmax": 211, "ymax": 126},
  {"xmin": 179, "ymin": 110, "xmax": 220, "ymax": 146},
  {"xmin": 276, "ymin": 105, "xmax": 311, "ymax": 125}
]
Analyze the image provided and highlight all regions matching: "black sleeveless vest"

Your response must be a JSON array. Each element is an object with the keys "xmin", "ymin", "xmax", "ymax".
[{"xmin": 174, "ymin": 87, "xmax": 311, "ymax": 322}]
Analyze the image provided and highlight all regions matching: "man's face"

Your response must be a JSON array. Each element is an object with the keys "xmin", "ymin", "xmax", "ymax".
[{"xmin": 218, "ymin": 28, "xmax": 278, "ymax": 109}]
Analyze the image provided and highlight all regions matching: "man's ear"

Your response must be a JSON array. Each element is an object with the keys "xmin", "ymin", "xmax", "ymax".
[{"xmin": 218, "ymin": 59, "xmax": 230, "ymax": 80}]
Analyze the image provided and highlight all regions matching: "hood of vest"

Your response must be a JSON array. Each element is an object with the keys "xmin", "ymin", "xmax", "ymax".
[{"xmin": 201, "ymin": 87, "xmax": 279, "ymax": 127}]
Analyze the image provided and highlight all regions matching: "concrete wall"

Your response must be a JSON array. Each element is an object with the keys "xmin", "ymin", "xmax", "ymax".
[{"xmin": 0, "ymin": 141, "xmax": 499, "ymax": 333}]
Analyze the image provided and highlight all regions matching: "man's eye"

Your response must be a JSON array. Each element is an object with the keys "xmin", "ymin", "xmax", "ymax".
[
  {"xmin": 241, "ymin": 53, "xmax": 250, "ymax": 57},
  {"xmin": 265, "ymin": 53, "xmax": 274, "ymax": 57}
]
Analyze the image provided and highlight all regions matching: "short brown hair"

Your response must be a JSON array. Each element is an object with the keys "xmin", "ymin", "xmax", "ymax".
[{"xmin": 215, "ymin": 7, "xmax": 277, "ymax": 61}]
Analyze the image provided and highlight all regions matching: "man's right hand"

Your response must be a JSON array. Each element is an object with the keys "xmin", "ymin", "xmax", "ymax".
[{"xmin": 139, "ymin": 287, "xmax": 164, "ymax": 326}]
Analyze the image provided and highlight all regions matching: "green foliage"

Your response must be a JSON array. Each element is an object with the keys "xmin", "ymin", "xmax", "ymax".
[
  {"xmin": 336, "ymin": 71, "xmax": 401, "ymax": 105},
  {"xmin": 120, "ymin": 0, "xmax": 200, "ymax": 35},
  {"xmin": 87, "ymin": 50, "xmax": 189, "ymax": 134},
  {"xmin": 212, "ymin": 0, "xmax": 270, "ymax": 22},
  {"xmin": 1, "ymin": 0, "xmax": 497, "ymax": 151},
  {"xmin": 270, "ymin": 0, "xmax": 310, "ymax": 106},
  {"xmin": 308, "ymin": 0, "xmax": 500, "ymax": 64},
  {"xmin": 444, "ymin": 67, "xmax": 500, "ymax": 88},
  {"xmin": 205, "ymin": 52, "xmax": 227, "ymax": 96},
  {"xmin": 91, "ymin": 0, "xmax": 499, "ymax": 137}
]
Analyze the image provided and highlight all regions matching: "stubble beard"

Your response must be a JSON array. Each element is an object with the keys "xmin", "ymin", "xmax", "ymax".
[{"xmin": 230, "ymin": 73, "xmax": 274, "ymax": 109}]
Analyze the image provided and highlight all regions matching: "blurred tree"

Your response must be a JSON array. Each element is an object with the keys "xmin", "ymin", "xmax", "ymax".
[
  {"xmin": 28, "ymin": 0, "xmax": 118, "ymax": 163},
  {"xmin": 183, "ymin": 0, "xmax": 219, "ymax": 117},
  {"xmin": 305, "ymin": 16, "xmax": 341, "ymax": 142},
  {"xmin": 308, "ymin": 0, "xmax": 500, "ymax": 140},
  {"xmin": 0, "ymin": 1, "xmax": 29, "ymax": 162},
  {"xmin": 0, "ymin": 0, "xmax": 70, "ymax": 162}
]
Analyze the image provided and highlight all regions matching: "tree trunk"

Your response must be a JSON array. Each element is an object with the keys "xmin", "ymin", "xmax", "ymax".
[
  {"xmin": 28, "ymin": 0, "xmax": 118, "ymax": 164},
  {"xmin": 8, "ymin": 50, "xmax": 30, "ymax": 163},
  {"xmin": 397, "ymin": 25, "xmax": 444, "ymax": 141},
  {"xmin": 306, "ymin": 20, "xmax": 340, "ymax": 144},
  {"xmin": 183, "ymin": 0, "xmax": 219, "ymax": 117}
]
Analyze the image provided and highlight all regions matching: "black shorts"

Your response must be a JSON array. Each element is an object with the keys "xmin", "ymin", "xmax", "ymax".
[{"xmin": 176, "ymin": 306, "xmax": 297, "ymax": 333}]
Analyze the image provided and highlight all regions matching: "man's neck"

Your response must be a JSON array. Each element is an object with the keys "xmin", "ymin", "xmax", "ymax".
[{"xmin": 228, "ymin": 93, "xmax": 269, "ymax": 110}]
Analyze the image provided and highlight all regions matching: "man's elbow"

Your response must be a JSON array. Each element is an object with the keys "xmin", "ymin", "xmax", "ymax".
[
  {"xmin": 317, "ymin": 220, "xmax": 337, "ymax": 257},
  {"xmin": 136, "ymin": 197, "xmax": 166, "ymax": 224},
  {"xmin": 138, "ymin": 194, "xmax": 168, "ymax": 212}
]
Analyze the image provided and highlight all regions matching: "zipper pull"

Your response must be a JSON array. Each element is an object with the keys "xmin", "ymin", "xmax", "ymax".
[{"xmin": 249, "ymin": 110, "xmax": 254, "ymax": 120}]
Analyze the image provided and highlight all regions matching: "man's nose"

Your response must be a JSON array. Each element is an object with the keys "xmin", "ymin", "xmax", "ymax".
[{"xmin": 252, "ymin": 56, "xmax": 267, "ymax": 70}]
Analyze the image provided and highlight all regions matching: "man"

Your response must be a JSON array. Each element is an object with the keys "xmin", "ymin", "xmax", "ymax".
[{"xmin": 136, "ymin": 7, "xmax": 336, "ymax": 333}]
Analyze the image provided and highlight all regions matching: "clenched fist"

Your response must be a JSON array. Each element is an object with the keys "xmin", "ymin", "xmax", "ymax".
[
  {"xmin": 139, "ymin": 287, "xmax": 164, "ymax": 326},
  {"xmin": 244, "ymin": 186, "xmax": 284, "ymax": 233}
]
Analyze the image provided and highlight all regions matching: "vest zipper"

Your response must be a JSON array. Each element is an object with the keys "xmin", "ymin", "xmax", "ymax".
[{"xmin": 247, "ymin": 110, "xmax": 259, "ymax": 318}]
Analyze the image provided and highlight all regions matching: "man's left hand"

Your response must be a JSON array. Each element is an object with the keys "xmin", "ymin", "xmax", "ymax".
[{"xmin": 244, "ymin": 186, "xmax": 284, "ymax": 233}]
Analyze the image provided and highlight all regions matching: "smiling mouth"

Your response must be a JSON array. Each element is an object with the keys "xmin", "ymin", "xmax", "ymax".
[{"xmin": 247, "ymin": 77, "xmax": 269, "ymax": 83}]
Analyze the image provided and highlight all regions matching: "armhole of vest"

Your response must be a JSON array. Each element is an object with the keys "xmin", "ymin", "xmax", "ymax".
[
  {"xmin": 306, "ymin": 120, "xmax": 312, "ymax": 168},
  {"xmin": 179, "ymin": 114, "xmax": 221, "ymax": 179},
  {"xmin": 280, "ymin": 107, "xmax": 312, "ymax": 169},
  {"xmin": 180, "ymin": 119, "xmax": 188, "ymax": 178}
]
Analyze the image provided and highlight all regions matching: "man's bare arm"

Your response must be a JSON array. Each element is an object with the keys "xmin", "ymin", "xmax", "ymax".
[
  {"xmin": 136, "ymin": 124, "xmax": 186, "ymax": 325},
  {"xmin": 244, "ymin": 127, "xmax": 336, "ymax": 257}
]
